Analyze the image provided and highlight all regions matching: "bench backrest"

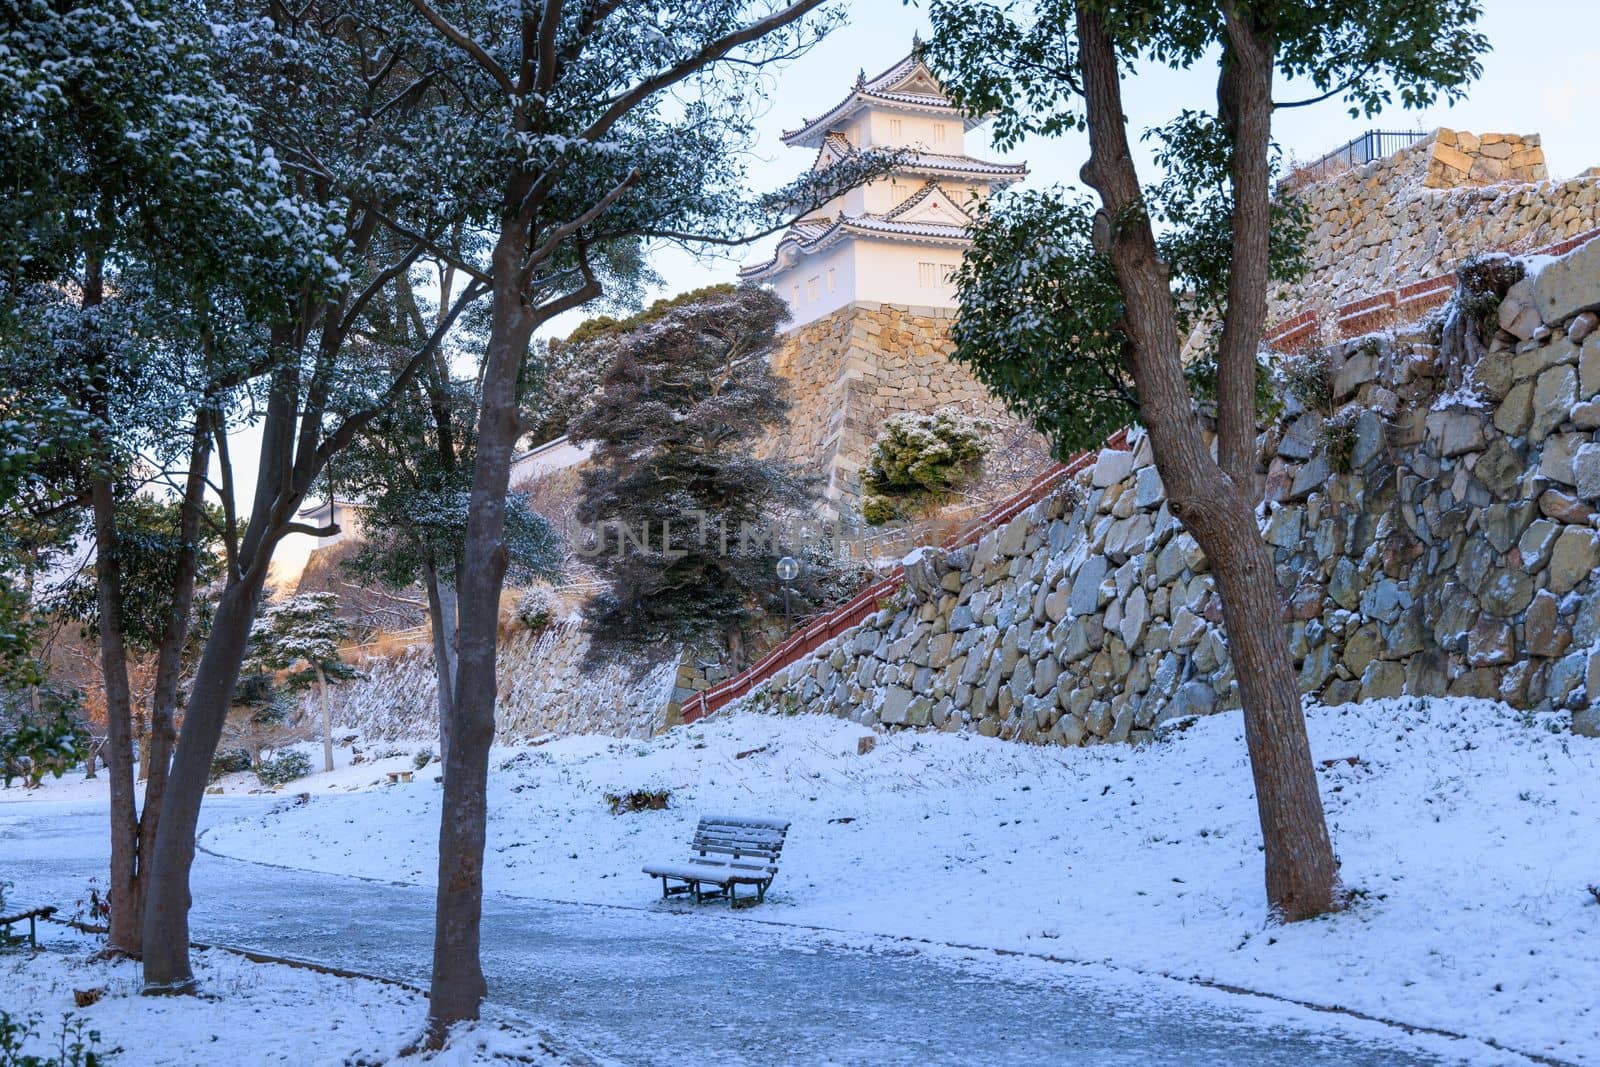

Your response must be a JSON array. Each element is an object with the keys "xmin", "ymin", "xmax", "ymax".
[{"xmin": 688, "ymin": 815, "xmax": 788, "ymax": 876}]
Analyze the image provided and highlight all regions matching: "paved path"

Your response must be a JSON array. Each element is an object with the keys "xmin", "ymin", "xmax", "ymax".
[{"xmin": 1, "ymin": 800, "xmax": 1480, "ymax": 1065}]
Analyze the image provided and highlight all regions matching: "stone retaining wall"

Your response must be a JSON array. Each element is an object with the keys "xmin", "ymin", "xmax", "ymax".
[
  {"xmin": 1278, "ymin": 129, "xmax": 1600, "ymax": 323},
  {"xmin": 743, "ymin": 236, "xmax": 1600, "ymax": 741},
  {"xmin": 329, "ymin": 622, "xmax": 677, "ymax": 742},
  {"xmin": 764, "ymin": 301, "xmax": 1017, "ymax": 508}
]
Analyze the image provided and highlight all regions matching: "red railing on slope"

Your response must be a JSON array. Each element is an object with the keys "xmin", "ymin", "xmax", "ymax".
[
  {"xmin": 1266, "ymin": 225, "xmax": 1600, "ymax": 349},
  {"xmin": 680, "ymin": 428, "xmax": 1131, "ymax": 723}
]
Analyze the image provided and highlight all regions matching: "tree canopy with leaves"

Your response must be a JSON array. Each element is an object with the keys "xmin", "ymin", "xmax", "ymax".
[
  {"xmin": 570, "ymin": 285, "xmax": 820, "ymax": 646},
  {"xmin": 923, "ymin": 0, "xmax": 1487, "ymax": 921}
]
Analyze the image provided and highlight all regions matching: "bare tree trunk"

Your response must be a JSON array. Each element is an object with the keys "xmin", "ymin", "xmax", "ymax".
[
  {"xmin": 141, "ymin": 572, "xmax": 269, "ymax": 990},
  {"xmin": 136, "ymin": 721, "xmax": 151, "ymax": 782},
  {"xmin": 1075, "ymin": 6, "xmax": 1340, "ymax": 921},
  {"xmin": 427, "ymin": 225, "xmax": 536, "ymax": 1038},
  {"xmin": 422, "ymin": 561, "xmax": 456, "ymax": 766},
  {"xmin": 81, "ymin": 245, "xmax": 144, "ymax": 957},
  {"xmin": 90, "ymin": 473, "xmax": 143, "ymax": 956},
  {"xmin": 135, "ymin": 418, "xmax": 213, "ymax": 940},
  {"xmin": 316, "ymin": 665, "xmax": 332, "ymax": 773}
]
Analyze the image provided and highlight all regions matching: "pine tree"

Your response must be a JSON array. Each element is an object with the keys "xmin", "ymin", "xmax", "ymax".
[
  {"xmin": 247, "ymin": 594, "xmax": 358, "ymax": 774},
  {"xmin": 570, "ymin": 286, "xmax": 816, "ymax": 647}
]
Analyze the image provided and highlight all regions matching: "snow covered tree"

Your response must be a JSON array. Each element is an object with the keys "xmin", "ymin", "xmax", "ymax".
[
  {"xmin": 923, "ymin": 0, "xmax": 1487, "ymax": 920},
  {"xmin": 247, "ymin": 594, "xmax": 357, "ymax": 774},
  {"xmin": 569, "ymin": 286, "xmax": 818, "ymax": 647},
  {"xmin": 861, "ymin": 410, "xmax": 997, "ymax": 525},
  {"xmin": 338, "ymin": 342, "xmax": 563, "ymax": 767},
  {"xmin": 1, "ymin": 0, "xmax": 341, "ymax": 959},
  {"xmin": 379, "ymin": 0, "xmax": 903, "ymax": 1035}
]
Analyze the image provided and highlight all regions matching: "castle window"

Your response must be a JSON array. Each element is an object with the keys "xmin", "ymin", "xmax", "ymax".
[
  {"xmin": 792, "ymin": 284, "xmax": 801, "ymax": 306},
  {"xmin": 931, "ymin": 122, "xmax": 946, "ymax": 145},
  {"xmin": 889, "ymin": 118, "xmax": 903, "ymax": 141},
  {"xmin": 918, "ymin": 261, "xmax": 952, "ymax": 288},
  {"xmin": 827, "ymin": 268, "xmax": 836, "ymax": 293},
  {"xmin": 806, "ymin": 275, "xmax": 820, "ymax": 302}
]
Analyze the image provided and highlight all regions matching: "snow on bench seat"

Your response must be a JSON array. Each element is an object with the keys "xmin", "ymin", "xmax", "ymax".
[{"xmin": 643, "ymin": 815, "xmax": 789, "ymax": 907}]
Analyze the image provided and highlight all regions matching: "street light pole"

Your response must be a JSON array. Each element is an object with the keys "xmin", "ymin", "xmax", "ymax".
[{"xmin": 776, "ymin": 555, "xmax": 799, "ymax": 630}]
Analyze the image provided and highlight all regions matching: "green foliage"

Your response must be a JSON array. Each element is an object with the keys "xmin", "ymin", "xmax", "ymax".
[
  {"xmin": 947, "ymin": 190, "xmax": 1137, "ymax": 458},
  {"xmin": 925, "ymin": 0, "xmax": 1488, "ymax": 457},
  {"xmin": 412, "ymin": 748, "xmax": 434, "ymax": 771},
  {"xmin": 922, "ymin": 0, "xmax": 1488, "ymax": 154},
  {"xmin": 1320, "ymin": 409, "xmax": 1361, "ymax": 474},
  {"xmin": 0, "ymin": 697, "xmax": 88, "ymax": 789},
  {"xmin": 0, "ymin": 1009, "xmax": 109, "ymax": 1067},
  {"xmin": 1282, "ymin": 350, "xmax": 1336, "ymax": 416},
  {"xmin": 604, "ymin": 787, "xmax": 671, "ymax": 815},
  {"xmin": 1456, "ymin": 254, "xmax": 1526, "ymax": 340},
  {"xmin": 257, "ymin": 749, "xmax": 311, "ymax": 787},
  {"xmin": 514, "ymin": 586, "xmax": 555, "ymax": 632},
  {"xmin": 564, "ymin": 285, "xmax": 737, "ymax": 347},
  {"xmin": 246, "ymin": 594, "xmax": 357, "ymax": 693},
  {"xmin": 53, "ymin": 496, "xmax": 224, "ymax": 653},
  {"xmin": 208, "ymin": 748, "xmax": 252, "ymax": 782},
  {"xmin": 861, "ymin": 411, "xmax": 996, "ymax": 525},
  {"xmin": 571, "ymin": 286, "xmax": 835, "ymax": 644}
]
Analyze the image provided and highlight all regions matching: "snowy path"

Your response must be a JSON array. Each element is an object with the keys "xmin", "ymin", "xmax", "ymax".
[{"xmin": 0, "ymin": 800, "xmax": 1519, "ymax": 1066}]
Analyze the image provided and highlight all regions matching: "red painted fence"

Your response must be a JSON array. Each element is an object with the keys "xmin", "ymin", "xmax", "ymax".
[{"xmin": 1266, "ymin": 225, "xmax": 1600, "ymax": 349}]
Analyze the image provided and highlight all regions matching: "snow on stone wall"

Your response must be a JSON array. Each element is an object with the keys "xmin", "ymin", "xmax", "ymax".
[
  {"xmin": 1279, "ymin": 129, "xmax": 1600, "ymax": 321},
  {"xmin": 742, "ymin": 235, "xmax": 1600, "ymax": 743},
  {"xmin": 328, "ymin": 622, "xmax": 678, "ymax": 742}
]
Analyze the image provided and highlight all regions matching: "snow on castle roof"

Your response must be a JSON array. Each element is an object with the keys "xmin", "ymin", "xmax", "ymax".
[{"xmin": 780, "ymin": 50, "xmax": 985, "ymax": 149}]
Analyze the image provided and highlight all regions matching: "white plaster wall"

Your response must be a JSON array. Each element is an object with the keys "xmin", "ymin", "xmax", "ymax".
[
  {"xmin": 771, "ymin": 242, "xmax": 859, "ymax": 328},
  {"xmin": 853, "ymin": 241, "xmax": 963, "ymax": 308}
]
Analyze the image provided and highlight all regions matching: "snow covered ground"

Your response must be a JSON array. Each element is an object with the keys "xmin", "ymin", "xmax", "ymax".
[
  {"xmin": 190, "ymin": 699, "xmax": 1600, "ymax": 1065},
  {"xmin": 0, "ymin": 925, "xmax": 575, "ymax": 1065}
]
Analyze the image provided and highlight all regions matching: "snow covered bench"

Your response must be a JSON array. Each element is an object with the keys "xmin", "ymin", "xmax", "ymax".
[
  {"xmin": 643, "ymin": 815, "xmax": 789, "ymax": 908},
  {"xmin": 1, "ymin": 905, "xmax": 56, "ymax": 948}
]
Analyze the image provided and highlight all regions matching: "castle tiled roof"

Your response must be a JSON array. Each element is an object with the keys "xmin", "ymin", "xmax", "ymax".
[
  {"xmin": 739, "ymin": 181, "xmax": 976, "ymax": 282},
  {"xmin": 780, "ymin": 51, "xmax": 984, "ymax": 148}
]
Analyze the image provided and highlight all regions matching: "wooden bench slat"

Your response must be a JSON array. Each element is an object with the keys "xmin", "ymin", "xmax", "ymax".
[{"xmin": 644, "ymin": 816, "xmax": 791, "ymax": 907}]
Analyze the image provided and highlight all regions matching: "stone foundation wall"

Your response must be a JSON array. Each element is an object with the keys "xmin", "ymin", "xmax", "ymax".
[
  {"xmin": 743, "ymin": 236, "xmax": 1600, "ymax": 741},
  {"xmin": 329, "ymin": 622, "xmax": 678, "ymax": 742},
  {"xmin": 765, "ymin": 302, "xmax": 1015, "ymax": 508},
  {"xmin": 1278, "ymin": 129, "xmax": 1600, "ymax": 321}
]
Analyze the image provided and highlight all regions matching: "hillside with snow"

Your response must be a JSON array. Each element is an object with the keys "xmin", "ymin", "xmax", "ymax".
[{"xmin": 202, "ymin": 698, "xmax": 1600, "ymax": 1065}]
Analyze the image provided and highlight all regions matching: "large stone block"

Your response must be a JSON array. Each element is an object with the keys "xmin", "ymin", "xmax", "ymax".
[{"xmin": 1532, "ymin": 235, "xmax": 1600, "ymax": 325}]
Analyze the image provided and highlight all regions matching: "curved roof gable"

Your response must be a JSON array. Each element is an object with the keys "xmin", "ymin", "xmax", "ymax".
[{"xmin": 780, "ymin": 50, "xmax": 983, "ymax": 149}]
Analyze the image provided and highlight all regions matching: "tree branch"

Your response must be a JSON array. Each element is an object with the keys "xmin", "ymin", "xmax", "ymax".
[
  {"xmin": 580, "ymin": 0, "xmax": 830, "ymax": 144},
  {"xmin": 408, "ymin": 0, "xmax": 515, "ymax": 97}
]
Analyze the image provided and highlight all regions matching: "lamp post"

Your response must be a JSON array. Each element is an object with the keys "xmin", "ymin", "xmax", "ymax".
[{"xmin": 776, "ymin": 555, "xmax": 799, "ymax": 629}]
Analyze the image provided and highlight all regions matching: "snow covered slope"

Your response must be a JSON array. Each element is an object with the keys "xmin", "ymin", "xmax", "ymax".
[{"xmin": 205, "ymin": 698, "xmax": 1600, "ymax": 1065}]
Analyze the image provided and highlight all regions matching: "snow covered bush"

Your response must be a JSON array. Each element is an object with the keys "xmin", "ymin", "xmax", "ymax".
[
  {"xmin": 604, "ymin": 787, "xmax": 671, "ymax": 814},
  {"xmin": 861, "ymin": 410, "xmax": 996, "ymax": 525},
  {"xmin": 514, "ymin": 584, "xmax": 555, "ymax": 632},
  {"xmin": 258, "ymin": 749, "xmax": 311, "ymax": 787},
  {"xmin": 208, "ymin": 748, "xmax": 252, "ymax": 781}
]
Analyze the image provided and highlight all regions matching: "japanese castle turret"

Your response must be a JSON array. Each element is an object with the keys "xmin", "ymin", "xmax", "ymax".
[
  {"xmin": 741, "ymin": 47, "xmax": 1027, "ymax": 327},
  {"xmin": 747, "ymin": 46, "xmax": 1030, "ymax": 511}
]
